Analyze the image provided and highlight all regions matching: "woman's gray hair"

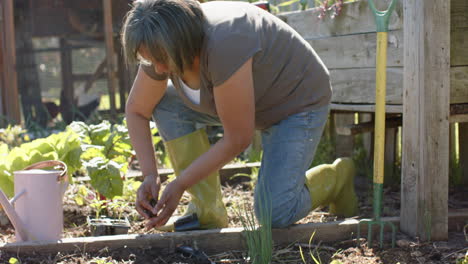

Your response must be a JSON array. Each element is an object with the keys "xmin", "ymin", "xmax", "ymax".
[{"xmin": 121, "ymin": 0, "xmax": 205, "ymax": 75}]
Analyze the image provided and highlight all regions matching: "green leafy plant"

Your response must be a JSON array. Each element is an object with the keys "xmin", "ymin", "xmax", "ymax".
[
  {"xmin": 108, "ymin": 198, "xmax": 129, "ymax": 220},
  {"xmin": 0, "ymin": 125, "xmax": 28, "ymax": 148},
  {"xmin": 74, "ymin": 184, "xmax": 96, "ymax": 206},
  {"xmin": 89, "ymin": 196, "xmax": 108, "ymax": 219},
  {"xmin": 74, "ymin": 183, "xmax": 127, "ymax": 219},
  {"xmin": 0, "ymin": 129, "xmax": 82, "ymax": 197},
  {"xmin": 70, "ymin": 120, "xmax": 137, "ymax": 199},
  {"xmin": 70, "ymin": 120, "xmax": 134, "ymax": 166},
  {"xmin": 118, "ymin": 178, "xmax": 142, "ymax": 203},
  {"xmin": 83, "ymin": 157, "xmax": 124, "ymax": 199}
]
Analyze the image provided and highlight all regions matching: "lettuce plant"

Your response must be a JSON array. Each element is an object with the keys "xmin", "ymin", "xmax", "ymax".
[{"xmin": 0, "ymin": 130, "xmax": 82, "ymax": 197}]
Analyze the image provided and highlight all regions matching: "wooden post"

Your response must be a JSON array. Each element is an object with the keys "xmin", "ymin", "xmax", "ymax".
[
  {"xmin": 1, "ymin": 0, "xmax": 21, "ymax": 124},
  {"xmin": 358, "ymin": 113, "xmax": 373, "ymax": 160},
  {"xmin": 324, "ymin": 113, "xmax": 334, "ymax": 142},
  {"xmin": 460, "ymin": 123, "xmax": 468, "ymax": 186},
  {"xmin": 59, "ymin": 38, "xmax": 74, "ymax": 123},
  {"xmin": 116, "ymin": 42, "xmax": 128, "ymax": 112},
  {"xmin": 334, "ymin": 113, "xmax": 355, "ymax": 157},
  {"xmin": 401, "ymin": 0, "xmax": 450, "ymax": 241},
  {"xmin": 103, "ymin": 0, "xmax": 118, "ymax": 119},
  {"xmin": 449, "ymin": 123, "xmax": 457, "ymax": 182},
  {"xmin": 384, "ymin": 126, "xmax": 397, "ymax": 185},
  {"xmin": 0, "ymin": 5, "xmax": 4, "ymax": 121}
]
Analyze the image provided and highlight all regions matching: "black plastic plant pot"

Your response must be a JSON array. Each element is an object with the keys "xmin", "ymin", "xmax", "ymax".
[{"xmin": 87, "ymin": 216, "xmax": 131, "ymax": 236}]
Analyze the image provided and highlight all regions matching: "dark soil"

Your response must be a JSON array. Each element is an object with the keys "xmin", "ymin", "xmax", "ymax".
[{"xmin": 1, "ymin": 175, "xmax": 467, "ymax": 264}]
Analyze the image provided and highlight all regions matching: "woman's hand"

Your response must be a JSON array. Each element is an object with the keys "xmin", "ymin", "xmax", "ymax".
[
  {"xmin": 145, "ymin": 178, "xmax": 187, "ymax": 229},
  {"xmin": 136, "ymin": 174, "xmax": 161, "ymax": 219}
]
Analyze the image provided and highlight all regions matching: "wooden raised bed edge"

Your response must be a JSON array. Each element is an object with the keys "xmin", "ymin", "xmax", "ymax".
[
  {"xmin": 76, "ymin": 162, "xmax": 261, "ymax": 185},
  {"xmin": 1, "ymin": 209, "xmax": 466, "ymax": 255}
]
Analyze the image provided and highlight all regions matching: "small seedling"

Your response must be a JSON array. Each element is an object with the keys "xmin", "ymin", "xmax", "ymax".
[
  {"xmin": 108, "ymin": 198, "xmax": 129, "ymax": 220},
  {"xmin": 89, "ymin": 197, "xmax": 108, "ymax": 219}
]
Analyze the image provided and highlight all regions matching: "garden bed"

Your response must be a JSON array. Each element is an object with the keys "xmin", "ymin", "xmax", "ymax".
[{"xmin": 1, "ymin": 173, "xmax": 467, "ymax": 264}]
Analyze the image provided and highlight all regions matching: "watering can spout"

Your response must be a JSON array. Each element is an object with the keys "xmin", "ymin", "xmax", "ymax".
[{"xmin": 0, "ymin": 188, "xmax": 29, "ymax": 241}]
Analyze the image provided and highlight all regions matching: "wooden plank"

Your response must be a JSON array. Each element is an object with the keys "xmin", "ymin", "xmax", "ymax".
[
  {"xmin": 401, "ymin": 0, "xmax": 450, "ymax": 241},
  {"xmin": 0, "ymin": 217, "xmax": 398, "ymax": 255},
  {"xmin": 450, "ymin": 114, "xmax": 468, "ymax": 123},
  {"xmin": 330, "ymin": 103, "xmax": 402, "ymax": 113},
  {"xmin": 358, "ymin": 113, "xmax": 373, "ymax": 160},
  {"xmin": 329, "ymin": 67, "xmax": 468, "ymax": 104},
  {"xmin": 279, "ymin": 0, "xmax": 403, "ymax": 40},
  {"xmin": 451, "ymin": 67, "xmax": 468, "ymax": 102},
  {"xmin": 451, "ymin": 30, "xmax": 468, "ymax": 67},
  {"xmin": 330, "ymin": 104, "xmax": 467, "ymax": 117},
  {"xmin": 1, "ymin": 0, "xmax": 21, "ymax": 124},
  {"xmin": 310, "ymin": 30, "xmax": 403, "ymax": 69},
  {"xmin": 451, "ymin": 0, "xmax": 468, "ymax": 30},
  {"xmin": 333, "ymin": 113, "xmax": 354, "ymax": 157},
  {"xmin": 330, "ymin": 68, "xmax": 403, "ymax": 104},
  {"xmin": 2, "ymin": 210, "xmax": 467, "ymax": 255},
  {"xmin": 336, "ymin": 116, "xmax": 401, "ymax": 136},
  {"xmin": 384, "ymin": 126, "xmax": 398, "ymax": 185},
  {"xmin": 310, "ymin": 29, "xmax": 466, "ymax": 69},
  {"xmin": 103, "ymin": 0, "xmax": 118, "ymax": 119},
  {"xmin": 451, "ymin": 104, "xmax": 468, "ymax": 115},
  {"xmin": 449, "ymin": 105, "xmax": 468, "ymax": 123},
  {"xmin": 460, "ymin": 123, "xmax": 468, "ymax": 186}
]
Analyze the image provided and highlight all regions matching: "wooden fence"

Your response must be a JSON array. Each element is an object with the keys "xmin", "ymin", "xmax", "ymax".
[{"xmin": 280, "ymin": 0, "xmax": 467, "ymax": 240}]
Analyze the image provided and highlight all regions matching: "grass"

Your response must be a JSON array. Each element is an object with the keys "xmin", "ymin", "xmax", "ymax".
[
  {"xmin": 298, "ymin": 230, "xmax": 344, "ymax": 264},
  {"xmin": 236, "ymin": 170, "xmax": 273, "ymax": 264}
]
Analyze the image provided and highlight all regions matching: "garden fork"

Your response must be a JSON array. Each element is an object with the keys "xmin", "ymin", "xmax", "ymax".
[{"xmin": 357, "ymin": 0, "xmax": 398, "ymax": 248}]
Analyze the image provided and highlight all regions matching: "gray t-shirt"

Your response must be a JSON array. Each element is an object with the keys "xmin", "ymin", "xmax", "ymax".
[{"xmin": 142, "ymin": 1, "xmax": 331, "ymax": 130}]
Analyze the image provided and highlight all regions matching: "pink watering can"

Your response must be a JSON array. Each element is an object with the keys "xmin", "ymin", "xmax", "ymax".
[{"xmin": 0, "ymin": 160, "xmax": 68, "ymax": 242}]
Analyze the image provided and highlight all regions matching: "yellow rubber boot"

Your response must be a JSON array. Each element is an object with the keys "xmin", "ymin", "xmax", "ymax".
[
  {"xmin": 305, "ymin": 157, "xmax": 358, "ymax": 217},
  {"xmin": 163, "ymin": 129, "xmax": 228, "ymax": 230}
]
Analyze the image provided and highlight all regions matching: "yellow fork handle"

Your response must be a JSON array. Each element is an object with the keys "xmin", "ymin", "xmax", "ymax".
[{"xmin": 373, "ymin": 32, "xmax": 388, "ymax": 185}]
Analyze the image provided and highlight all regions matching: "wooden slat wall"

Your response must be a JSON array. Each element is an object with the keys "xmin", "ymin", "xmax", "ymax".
[
  {"xmin": 280, "ymin": 0, "xmax": 468, "ymax": 105},
  {"xmin": 401, "ymin": 0, "xmax": 450, "ymax": 241},
  {"xmin": 279, "ymin": 0, "xmax": 403, "ymax": 39}
]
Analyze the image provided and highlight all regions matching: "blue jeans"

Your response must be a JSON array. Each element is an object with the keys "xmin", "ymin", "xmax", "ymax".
[{"xmin": 153, "ymin": 83, "xmax": 329, "ymax": 228}]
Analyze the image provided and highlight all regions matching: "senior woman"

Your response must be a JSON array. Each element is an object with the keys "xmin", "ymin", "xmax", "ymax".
[{"xmin": 122, "ymin": 0, "xmax": 358, "ymax": 230}]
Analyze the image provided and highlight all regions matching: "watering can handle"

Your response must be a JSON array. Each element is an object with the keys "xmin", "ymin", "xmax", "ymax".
[{"xmin": 23, "ymin": 160, "xmax": 68, "ymax": 182}]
